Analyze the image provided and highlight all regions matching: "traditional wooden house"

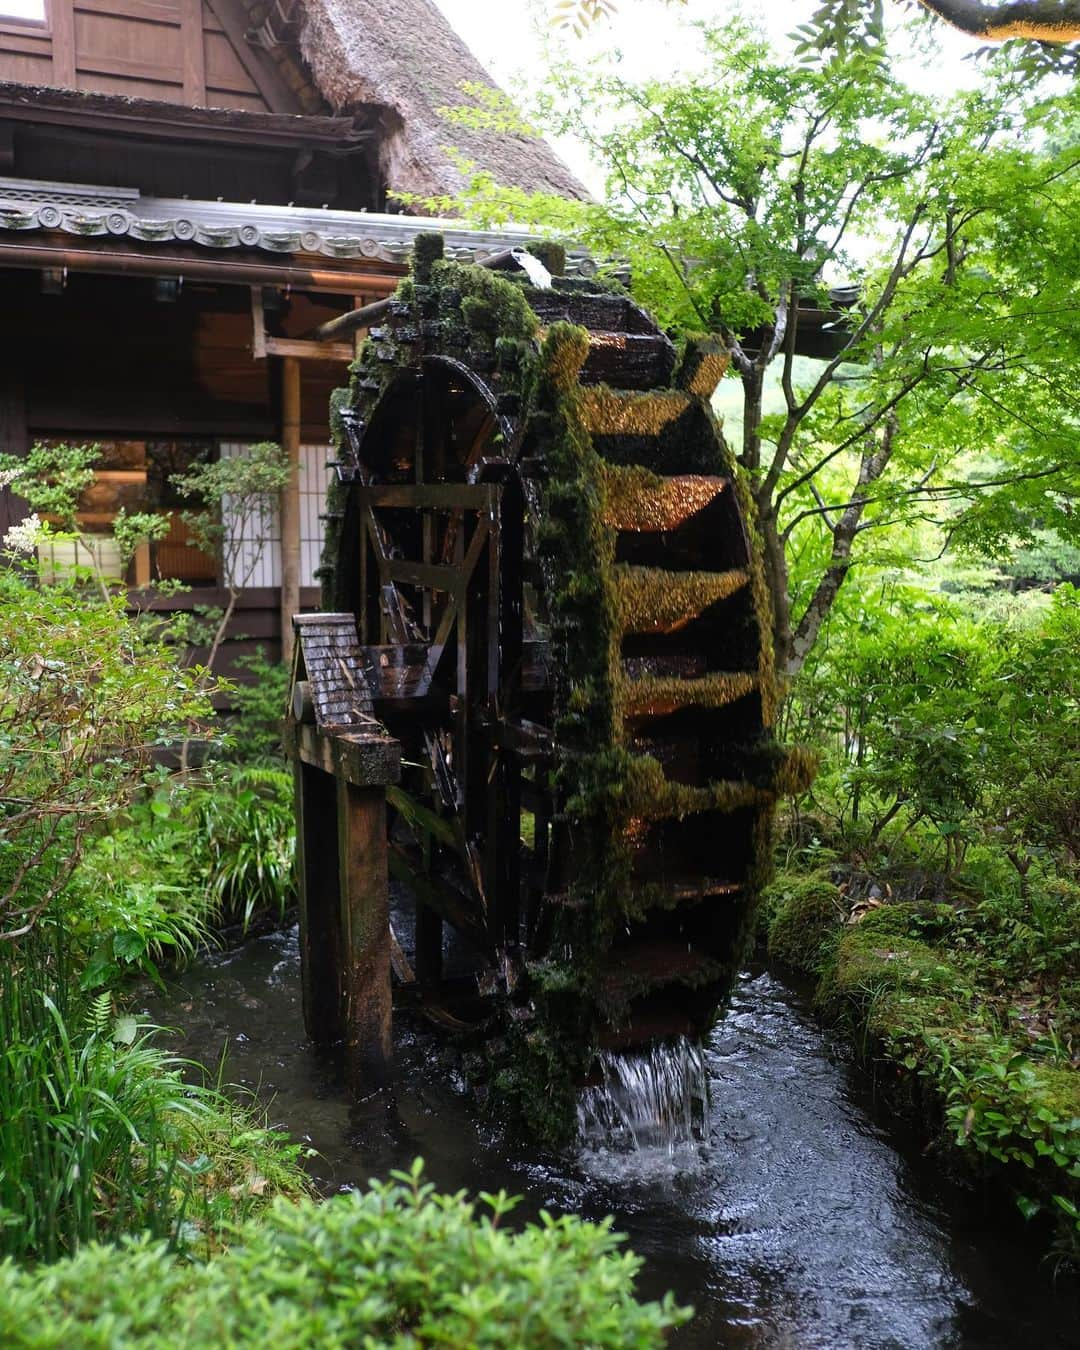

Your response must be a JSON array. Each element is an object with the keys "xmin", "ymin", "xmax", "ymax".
[{"xmin": 0, "ymin": 0, "xmax": 585, "ymax": 665}]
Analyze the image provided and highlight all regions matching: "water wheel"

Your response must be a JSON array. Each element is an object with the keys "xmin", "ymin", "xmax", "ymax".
[{"xmin": 317, "ymin": 235, "xmax": 812, "ymax": 1140}]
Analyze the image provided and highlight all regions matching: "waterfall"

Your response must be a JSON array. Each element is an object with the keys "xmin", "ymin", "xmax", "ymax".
[{"xmin": 577, "ymin": 1036, "xmax": 707, "ymax": 1154}]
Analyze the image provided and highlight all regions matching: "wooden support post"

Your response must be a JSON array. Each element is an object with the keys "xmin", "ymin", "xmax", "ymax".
[
  {"xmin": 337, "ymin": 778, "xmax": 392, "ymax": 1082},
  {"xmin": 132, "ymin": 541, "xmax": 151, "ymax": 588},
  {"xmin": 180, "ymin": 0, "xmax": 207, "ymax": 106},
  {"xmin": 51, "ymin": 0, "xmax": 76, "ymax": 87},
  {"xmin": 280, "ymin": 355, "xmax": 301, "ymax": 668},
  {"xmin": 294, "ymin": 761, "xmax": 344, "ymax": 1042}
]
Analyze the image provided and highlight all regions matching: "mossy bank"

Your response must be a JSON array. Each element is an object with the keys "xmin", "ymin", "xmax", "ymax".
[{"xmin": 762, "ymin": 868, "xmax": 1080, "ymax": 1264}]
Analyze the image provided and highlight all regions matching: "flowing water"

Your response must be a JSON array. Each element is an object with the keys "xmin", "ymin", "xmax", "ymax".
[{"xmin": 143, "ymin": 926, "xmax": 1079, "ymax": 1349}]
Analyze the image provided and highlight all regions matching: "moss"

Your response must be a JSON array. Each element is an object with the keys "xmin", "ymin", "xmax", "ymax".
[
  {"xmin": 847, "ymin": 901, "xmax": 959, "ymax": 943},
  {"xmin": 579, "ymin": 387, "xmax": 690, "ymax": 437},
  {"xmin": 771, "ymin": 744, "xmax": 820, "ymax": 798},
  {"xmin": 728, "ymin": 465, "xmax": 780, "ymax": 729},
  {"xmin": 612, "ymin": 565, "xmax": 749, "ymax": 635},
  {"xmin": 617, "ymin": 669, "xmax": 759, "ymax": 718},
  {"xmin": 765, "ymin": 871, "xmax": 843, "ymax": 975},
  {"xmin": 618, "ymin": 753, "xmax": 765, "ymax": 821},
  {"xmin": 820, "ymin": 926, "xmax": 961, "ymax": 1013},
  {"xmin": 597, "ymin": 461, "xmax": 724, "ymax": 532},
  {"xmin": 527, "ymin": 240, "xmax": 566, "ymax": 275},
  {"xmin": 674, "ymin": 334, "xmax": 731, "ymax": 397},
  {"xmin": 410, "ymin": 230, "xmax": 444, "ymax": 282}
]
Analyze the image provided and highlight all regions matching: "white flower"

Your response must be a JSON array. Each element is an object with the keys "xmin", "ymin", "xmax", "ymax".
[
  {"xmin": 3, "ymin": 513, "xmax": 44, "ymax": 555},
  {"xmin": 0, "ymin": 467, "xmax": 21, "ymax": 489}
]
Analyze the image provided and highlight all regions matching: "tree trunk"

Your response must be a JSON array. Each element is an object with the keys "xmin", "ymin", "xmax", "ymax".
[{"xmin": 756, "ymin": 499, "xmax": 794, "ymax": 677}]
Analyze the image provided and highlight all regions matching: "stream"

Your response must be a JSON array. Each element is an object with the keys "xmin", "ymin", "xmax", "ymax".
[{"xmin": 143, "ymin": 926, "xmax": 1079, "ymax": 1349}]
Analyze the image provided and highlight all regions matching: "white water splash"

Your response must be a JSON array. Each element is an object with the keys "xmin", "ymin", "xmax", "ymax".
[{"xmin": 577, "ymin": 1036, "xmax": 707, "ymax": 1158}]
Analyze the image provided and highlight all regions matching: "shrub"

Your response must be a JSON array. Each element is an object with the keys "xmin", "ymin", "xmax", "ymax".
[
  {"xmin": 224, "ymin": 648, "xmax": 290, "ymax": 765},
  {"xmin": 0, "ymin": 1163, "xmax": 690, "ymax": 1348},
  {"xmin": 0, "ymin": 573, "xmax": 209, "ymax": 942}
]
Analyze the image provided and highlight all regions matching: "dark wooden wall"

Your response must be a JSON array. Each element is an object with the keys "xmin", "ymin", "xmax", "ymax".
[
  {"xmin": 0, "ymin": 0, "xmax": 303, "ymax": 113},
  {"xmin": 4, "ymin": 268, "xmax": 344, "ymax": 443}
]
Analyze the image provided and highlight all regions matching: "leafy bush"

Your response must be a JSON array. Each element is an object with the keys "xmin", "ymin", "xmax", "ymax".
[
  {"xmin": 66, "ymin": 764, "xmax": 296, "ymax": 988},
  {"xmin": 0, "ymin": 573, "xmax": 210, "ymax": 941},
  {"xmin": 224, "ymin": 648, "xmax": 291, "ymax": 765},
  {"xmin": 0, "ymin": 1162, "xmax": 690, "ymax": 1347},
  {"xmin": 792, "ymin": 584, "xmax": 1080, "ymax": 876}
]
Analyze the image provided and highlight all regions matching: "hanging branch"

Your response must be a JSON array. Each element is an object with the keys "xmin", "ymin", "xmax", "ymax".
[{"xmin": 917, "ymin": 0, "xmax": 1080, "ymax": 40}]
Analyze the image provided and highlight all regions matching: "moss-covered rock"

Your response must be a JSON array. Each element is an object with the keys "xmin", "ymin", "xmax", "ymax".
[{"xmin": 764, "ymin": 871, "xmax": 843, "ymax": 976}]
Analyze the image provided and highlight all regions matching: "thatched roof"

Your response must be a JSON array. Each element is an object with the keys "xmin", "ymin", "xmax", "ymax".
[{"xmin": 298, "ymin": 0, "xmax": 587, "ymax": 203}]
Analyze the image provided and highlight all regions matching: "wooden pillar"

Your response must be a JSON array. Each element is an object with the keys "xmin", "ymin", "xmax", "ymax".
[
  {"xmin": 280, "ymin": 355, "xmax": 301, "ymax": 668},
  {"xmin": 51, "ymin": 0, "xmax": 76, "ymax": 86},
  {"xmin": 337, "ymin": 778, "xmax": 392, "ymax": 1082},
  {"xmin": 294, "ymin": 761, "xmax": 344, "ymax": 1042}
]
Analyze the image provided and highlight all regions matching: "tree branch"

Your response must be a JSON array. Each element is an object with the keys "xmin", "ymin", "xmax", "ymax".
[{"xmin": 917, "ymin": 0, "xmax": 1080, "ymax": 41}]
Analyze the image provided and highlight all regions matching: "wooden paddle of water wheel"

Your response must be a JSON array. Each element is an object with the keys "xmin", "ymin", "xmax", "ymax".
[{"xmin": 288, "ymin": 234, "xmax": 813, "ymax": 1141}]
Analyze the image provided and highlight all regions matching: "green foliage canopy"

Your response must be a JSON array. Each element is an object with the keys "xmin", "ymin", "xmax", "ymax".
[{"xmin": 443, "ymin": 18, "xmax": 1080, "ymax": 674}]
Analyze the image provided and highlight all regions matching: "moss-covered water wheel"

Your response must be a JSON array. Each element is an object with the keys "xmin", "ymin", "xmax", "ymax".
[{"xmin": 319, "ymin": 235, "xmax": 813, "ymax": 1141}]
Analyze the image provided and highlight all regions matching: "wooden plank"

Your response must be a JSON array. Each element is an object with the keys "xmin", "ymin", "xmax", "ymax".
[
  {"xmin": 74, "ymin": 0, "xmax": 181, "ymax": 21},
  {"xmin": 0, "ymin": 30, "xmax": 52, "ymax": 53},
  {"xmin": 384, "ymin": 558, "xmax": 464, "ymax": 593},
  {"xmin": 362, "ymin": 483, "xmax": 496, "ymax": 510},
  {"xmin": 51, "ymin": 0, "xmax": 76, "ymax": 84},
  {"xmin": 293, "ymin": 725, "xmax": 400, "ymax": 788},
  {"xmin": 263, "ymin": 336, "xmax": 353, "ymax": 363},
  {"xmin": 203, "ymin": 0, "xmax": 296, "ymax": 113},
  {"xmin": 75, "ymin": 53, "xmax": 182, "ymax": 83},
  {"xmin": 0, "ymin": 21, "xmax": 51, "ymax": 38},
  {"xmin": 0, "ymin": 53, "xmax": 52, "ymax": 82},
  {"xmin": 180, "ymin": 0, "xmax": 205, "ymax": 104}
]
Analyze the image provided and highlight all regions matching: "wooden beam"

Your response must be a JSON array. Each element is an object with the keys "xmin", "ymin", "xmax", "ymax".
[
  {"xmin": 280, "ymin": 354, "xmax": 301, "ymax": 670},
  {"xmin": 51, "ymin": 0, "xmax": 76, "ymax": 86},
  {"xmin": 0, "ymin": 92, "xmax": 368, "ymax": 149},
  {"xmin": 263, "ymin": 335, "xmax": 353, "ymax": 363},
  {"xmin": 0, "ymin": 241, "xmax": 401, "ymax": 296},
  {"xmin": 203, "ymin": 0, "xmax": 298, "ymax": 114},
  {"xmin": 180, "ymin": 0, "xmax": 208, "ymax": 106},
  {"xmin": 362, "ymin": 483, "xmax": 496, "ymax": 510},
  {"xmin": 250, "ymin": 286, "xmax": 267, "ymax": 360}
]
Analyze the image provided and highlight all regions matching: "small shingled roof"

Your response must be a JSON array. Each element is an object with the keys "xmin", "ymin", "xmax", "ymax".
[{"xmin": 298, "ymin": 0, "xmax": 588, "ymax": 203}]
